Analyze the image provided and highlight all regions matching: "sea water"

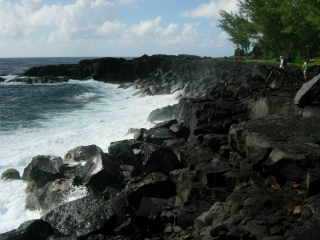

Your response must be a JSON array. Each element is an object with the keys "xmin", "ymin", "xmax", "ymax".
[{"xmin": 0, "ymin": 62, "xmax": 178, "ymax": 233}]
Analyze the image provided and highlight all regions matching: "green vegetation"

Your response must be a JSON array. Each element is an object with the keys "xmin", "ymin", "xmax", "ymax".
[{"xmin": 219, "ymin": 0, "xmax": 320, "ymax": 61}]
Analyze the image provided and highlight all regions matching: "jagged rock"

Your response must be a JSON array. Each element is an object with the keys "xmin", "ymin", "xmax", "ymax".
[
  {"xmin": 229, "ymin": 115, "xmax": 320, "ymax": 190},
  {"xmin": 42, "ymin": 194, "xmax": 121, "ymax": 237},
  {"xmin": 135, "ymin": 197, "xmax": 174, "ymax": 218},
  {"xmin": 126, "ymin": 172, "xmax": 176, "ymax": 210},
  {"xmin": 177, "ymin": 98, "xmax": 248, "ymax": 142},
  {"xmin": 148, "ymin": 104, "xmax": 177, "ymax": 122},
  {"xmin": 153, "ymin": 119, "xmax": 178, "ymax": 129},
  {"xmin": 63, "ymin": 145, "xmax": 122, "ymax": 192},
  {"xmin": 22, "ymin": 155, "xmax": 63, "ymax": 187},
  {"xmin": 1, "ymin": 168, "xmax": 20, "ymax": 180},
  {"xmin": 108, "ymin": 140, "xmax": 140, "ymax": 166},
  {"xmin": 295, "ymin": 74, "xmax": 320, "ymax": 107},
  {"xmin": 194, "ymin": 202, "xmax": 225, "ymax": 231},
  {"xmin": 141, "ymin": 145, "xmax": 181, "ymax": 174},
  {"xmin": 85, "ymin": 154, "xmax": 123, "ymax": 193},
  {"xmin": 201, "ymin": 134, "xmax": 228, "ymax": 152},
  {"xmin": 144, "ymin": 127, "xmax": 176, "ymax": 144},
  {"xmin": 0, "ymin": 220, "xmax": 53, "ymax": 240},
  {"xmin": 170, "ymin": 168, "xmax": 194, "ymax": 206},
  {"xmin": 25, "ymin": 179, "xmax": 73, "ymax": 211}
]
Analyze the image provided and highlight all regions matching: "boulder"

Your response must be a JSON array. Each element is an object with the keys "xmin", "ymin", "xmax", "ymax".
[
  {"xmin": 177, "ymin": 98, "xmax": 248, "ymax": 141},
  {"xmin": 148, "ymin": 104, "xmax": 178, "ymax": 122},
  {"xmin": 295, "ymin": 74, "xmax": 320, "ymax": 107},
  {"xmin": 22, "ymin": 155, "xmax": 63, "ymax": 187},
  {"xmin": 0, "ymin": 77, "xmax": 5, "ymax": 82},
  {"xmin": 135, "ymin": 197, "xmax": 174, "ymax": 218},
  {"xmin": 126, "ymin": 172, "xmax": 176, "ymax": 210},
  {"xmin": 108, "ymin": 140, "xmax": 140, "ymax": 166},
  {"xmin": 141, "ymin": 145, "xmax": 182, "ymax": 174},
  {"xmin": 1, "ymin": 168, "xmax": 20, "ymax": 180},
  {"xmin": 229, "ymin": 115, "xmax": 320, "ymax": 191},
  {"xmin": 64, "ymin": 145, "xmax": 122, "ymax": 193},
  {"xmin": 85, "ymin": 154, "xmax": 123, "ymax": 193},
  {"xmin": 42, "ymin": 194, "xmax": 120, "ymax": 237},
  {"xmin": 0, "ymin": 220, "xmax": 53, "ymax": 240},
  {"xmin": 144, "ymin": 127, "xmax": 176, "ymax": 144},
  {"xmin": 25, "ymin": 179, "xmax": 73, "ymax": 211}
]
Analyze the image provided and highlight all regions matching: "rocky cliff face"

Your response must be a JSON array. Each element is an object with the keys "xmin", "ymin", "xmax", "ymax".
[{"xmin": 2, "ymin": 56, "xmax": 320, "ymax": 240}]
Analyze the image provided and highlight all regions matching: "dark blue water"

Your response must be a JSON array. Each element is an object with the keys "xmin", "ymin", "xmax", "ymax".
[
  {"xmin": 0, "ymin": 58, "xmax": 102, "ymax": 131},
  {"xmin": 0, "ymin": 83, "xmax": 101, "ymax": 131}
]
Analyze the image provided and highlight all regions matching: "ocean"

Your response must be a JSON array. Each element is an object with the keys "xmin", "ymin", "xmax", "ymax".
[{"xmin": 0, "ymin": 58, "xmax": 178, "ymax": 233}]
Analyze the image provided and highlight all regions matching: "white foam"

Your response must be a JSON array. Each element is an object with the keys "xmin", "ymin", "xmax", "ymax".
[
  {"xmin": 0, "ymin": 180, "xmax": 41, "ymax": 233},
  {"xmin": 0, "ymin": 80, "xmax": 179, "ymax": 233}
]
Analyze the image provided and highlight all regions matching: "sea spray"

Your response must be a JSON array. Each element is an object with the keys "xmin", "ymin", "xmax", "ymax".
[{"xmin": 0, "ymin": 80, "xmax": 179, "ymax": 233}]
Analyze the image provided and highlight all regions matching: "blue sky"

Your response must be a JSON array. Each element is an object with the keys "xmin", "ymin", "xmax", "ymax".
[{"xmin": 0, "ymin": 0, "xmax": 238, "ymax": 57}]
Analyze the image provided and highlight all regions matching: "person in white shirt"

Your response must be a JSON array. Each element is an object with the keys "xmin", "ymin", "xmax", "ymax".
[{"xmin": 303, "ymin": 61, "xmax": 308, "ymax": 81}]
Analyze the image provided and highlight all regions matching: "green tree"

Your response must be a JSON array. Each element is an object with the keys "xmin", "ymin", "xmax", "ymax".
[
  {"xmin": 218, "ymin": 11, "xmax": 255, "ymax": 54},
  {"xmin": 219, "ymin": 0, "xmax": 320, "ymax": 59}
]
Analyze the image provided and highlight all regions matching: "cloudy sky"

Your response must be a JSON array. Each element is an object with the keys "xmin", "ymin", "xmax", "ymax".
[{"xmin": 0, "ymin": 0, "xmax": 238, "ymax": 57}]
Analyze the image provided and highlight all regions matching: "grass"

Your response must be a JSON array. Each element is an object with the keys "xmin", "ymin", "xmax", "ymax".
[{"xmin": 232, "ymin": 57, "xmax": 320, "ymax": 69}]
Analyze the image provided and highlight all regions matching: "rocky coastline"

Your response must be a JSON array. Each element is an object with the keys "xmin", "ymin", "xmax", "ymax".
[{"xmin": 2, "ymin": 55, "xmax": 320, "ymax": 240}]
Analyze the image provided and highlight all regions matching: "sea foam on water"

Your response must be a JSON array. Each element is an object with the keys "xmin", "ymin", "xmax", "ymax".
[{"xmin": 0, "ymin": 79, "xmax": 179, "ymax": 233}]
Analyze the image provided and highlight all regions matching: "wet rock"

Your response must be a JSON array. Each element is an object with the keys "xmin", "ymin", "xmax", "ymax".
[
  {"xmin": 22, "ymin": 155, "xmax": 63, "ymax": 187},
  {"xmin": 177, "ymin": 98, "xmax": 248, "ymax": 142},
  {"xmin": 148, "ymin": 104, "xmax": 177, "ymax": 122},
  {"xmin": 144, "ymin": 127, "xmax": 176, "ymax": 144},
  {"xmin": 108, "ymin": 140, "xmax": 140, "ymax": 166},
  {"xmin": 1, "ymin": 168, "xmax": 20, "ymax": 180},
  {"xmin": 195, "ymin": 202, "xmax": 225, "ymax": 231},
  {"xmin": 295, "ymin": 73, "xmax": 320, "ymax": 107},
  {"xmin": 63, "ymin": 145, "xmax": 122, "ymax": 192},
  {"xmin": 289, "ymin": 220, "xmax": 320, "ymax": 240},
  {"xmin": 0, "ymin": 220, "xmax": 53, "ymax": 240},
  {"xmin": 202, "ymin": 134, "xmax": 228, "ymax": 152},
  {"xmin": 229, "ymin": 115, "xmax": 320, "ymax": 188},
  {"xmin": 42, "ymin": 194, "xmax": 117, "ymax": 237},
  {"xmin": 126, "ymin": 172, "xmax": 176, "ymax": 209},
  {"xmin": 25, "ymin": 178, "xmax": 73, "ymax": 211},
  {"xmin": 142, "ymin": 146, "xmax": 181, "ymax": 174},
  {"xmin": 135, "ymin": 197, "xmax": 174, "ymax": 218},
  {"xmin": 170, "ymin": 168, "xmax": 194, "ymax": 206}
]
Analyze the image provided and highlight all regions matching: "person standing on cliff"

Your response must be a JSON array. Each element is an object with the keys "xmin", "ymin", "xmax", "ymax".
[
  {"xmin": 303, "ymin": 60, "xmax": 309, "ymax": 81},
  {"xmin": 279, "ymin": 56, "xmax": 287, "ymax": 70}
]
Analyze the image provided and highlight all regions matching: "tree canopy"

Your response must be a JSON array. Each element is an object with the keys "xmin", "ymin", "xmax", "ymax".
[{"xmin": 219, "ymin": 0, "xmax": 320, "ymax": 59}]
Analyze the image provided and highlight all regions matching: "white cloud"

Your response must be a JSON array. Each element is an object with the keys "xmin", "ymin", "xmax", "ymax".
[
  {"xmin": 130, "ymin": 17, "xmax": 162, "ymax": 37},
  {"xmin": 0, "ymin": 0, "xmax": 234, "ymax": 57},
  {"xmin": 0, "ymin": 0, "xmax": 131, "ymax": 40},
  {"xmin": 96, "ymin": 17, "xmax": 198, "ymax": 47},
  {"xmin": 97, "ymin": 20, "xmax": 126, "ymax": 36},
  {"xmin": 185, "ymin": 0, "xmax": 238, "ymax": 19}
]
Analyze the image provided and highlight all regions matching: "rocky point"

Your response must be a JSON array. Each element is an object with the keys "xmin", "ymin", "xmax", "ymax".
[{"xmin": 1, "ymin": 55, "xmax": 320, "ymax": 240}]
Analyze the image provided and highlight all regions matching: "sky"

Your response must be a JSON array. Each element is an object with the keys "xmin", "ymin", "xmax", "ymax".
[{"xmin": 0, "ymin": 0, "xmax": 238, "ymax": 57}]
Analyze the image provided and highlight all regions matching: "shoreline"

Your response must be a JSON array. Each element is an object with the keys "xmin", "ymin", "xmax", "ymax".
[{"xmin": 2, "ymin": 54, "xmax": 320, "ymax": 240}]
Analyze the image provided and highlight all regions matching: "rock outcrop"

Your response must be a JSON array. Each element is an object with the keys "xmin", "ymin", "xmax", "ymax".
[
  {"xmin": 3, "ymin": 56, "xmax": 320, "ymax": 240},
  {"xmin": 148, "ymin": 104, "xmax": 178, "ymax": 122},
  {"xmin": 294, "ymin": 73, "xmax": 320, "ymax": 107},
  {"xmin": 1, "ymin": 168, "xmax": 20, "ymax": 180}
]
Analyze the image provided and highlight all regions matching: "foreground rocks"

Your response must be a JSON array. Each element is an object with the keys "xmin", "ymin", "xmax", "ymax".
[
  {"xmin": 0, "ymin": 220, "xmax": 53, "ymax": 240},
  {"xmin": 3, "ymin": 60, "xmax": 320, "ymax": 240},
  {"xmin": 148, "ymin": 104, "xmax": 178, "ymax": 122},
  {"xmin": 1, "ymin": 168, "xmax": 20, "ymax": 180}
]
